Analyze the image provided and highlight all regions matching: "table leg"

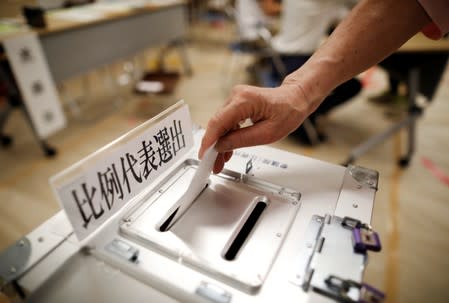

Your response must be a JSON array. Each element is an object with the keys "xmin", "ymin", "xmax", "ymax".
[{"xmin": 20, "ymin": 105, "xmax": 57, "ymax": 157}]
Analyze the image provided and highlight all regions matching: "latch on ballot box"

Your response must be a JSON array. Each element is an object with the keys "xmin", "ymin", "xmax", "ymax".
[
  {"xmin": 292, "ymin": 215, "xmax": 384, "ymax": 303},
  {"xmin": 323, "ymin": 275, "xmax": 385, "ymax": 303},
  {"xmin": 342, "ymin": 217, "xmax": 382, "ymax": 254}
]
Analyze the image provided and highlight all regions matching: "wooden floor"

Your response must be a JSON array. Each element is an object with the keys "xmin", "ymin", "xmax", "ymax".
[{"xmin": 1, "ymin": 22, "xmax": 448, "ymax": 303}]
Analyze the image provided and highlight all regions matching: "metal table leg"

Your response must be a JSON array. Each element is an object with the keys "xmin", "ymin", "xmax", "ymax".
[{"xmin": 21, "ymin": 105, "xmax": 57, "ymax": 157}]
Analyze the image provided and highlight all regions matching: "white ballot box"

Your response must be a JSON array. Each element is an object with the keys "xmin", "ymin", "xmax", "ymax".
[{"xmin": 0, "ymin": 101, "xmax": 384, "ymax": 303}]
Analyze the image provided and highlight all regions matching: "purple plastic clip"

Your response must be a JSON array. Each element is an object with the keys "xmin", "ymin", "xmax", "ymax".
[{"xmin": 352, "ymin": 228, "xmax": 382, "ymax": 253}]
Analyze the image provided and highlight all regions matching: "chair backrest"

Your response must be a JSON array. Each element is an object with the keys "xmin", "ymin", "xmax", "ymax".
[
  {"xmin": 234, "ymin": 0, "xmax": 268, "ymax": 42},
  {"xmin": 232, "ymin": 1, "xmax": 288, "ymax": 78},
  {"xmin": 381, "ymin": 52, "xmax": 449, "ymax": 101}
]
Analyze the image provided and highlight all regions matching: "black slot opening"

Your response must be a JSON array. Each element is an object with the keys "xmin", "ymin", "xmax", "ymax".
[
  {"xmin": 158, "ymin": 184, "xmax": 209, "ymax": 232},
  {"xmin": 159, "ymin": 207, "xmax": 179, "ymax": 232},
  {"xmin": 224, "ymin": 201, "xmax": 267, "ymax": 261}
]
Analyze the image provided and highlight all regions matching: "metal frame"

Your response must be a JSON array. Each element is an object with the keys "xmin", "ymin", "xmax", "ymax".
[
  {"xmin": 344, "ymin": 68, "xmax": 422, "ymax": 167},
  {"xmin": 0, "ymin": 129, "xmax": 380, "ymax": 303},
  {"xmin": 119, "ymin": 159, "xmax": 301, "ymax": 293}
]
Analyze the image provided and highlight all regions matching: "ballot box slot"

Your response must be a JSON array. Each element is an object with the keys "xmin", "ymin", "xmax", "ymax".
[
  {"xmin": 118, "ymin": 159, "xmax": 301, "ymax": 293},
  {"xmin": 223, "ymin": 199, "xmax": 267, "ymax": 261},
  {"xmin": 158, "ymin": 183, "xmax": 209, "ymax": 232},
  {"xmin": 158, "ymin": 207, "xmax": 179, "ymax": 232}
]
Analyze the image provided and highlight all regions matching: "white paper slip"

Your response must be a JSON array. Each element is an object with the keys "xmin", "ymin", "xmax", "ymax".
[
  {"xmin": 159, "ymin": 144, "xmax": 218, "ymax": 231},
  {"xmin": 136, "ymin": 81, "xmax": 164, "ymax": 93}
]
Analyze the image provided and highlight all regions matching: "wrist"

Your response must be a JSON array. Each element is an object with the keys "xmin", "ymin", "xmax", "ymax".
[
  {"xmin": 282, "ymin": 57, "xmax": 338, "ymax": 113},
  {"xmin": 278, "ymin": 82, "xmax": 313, "ymax": 118},
  {"xmin": 282, "ymin": 75, "xmax": 321, "ymax": 116}
]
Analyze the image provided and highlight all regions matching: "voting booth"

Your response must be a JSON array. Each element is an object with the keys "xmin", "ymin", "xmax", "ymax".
[{"xmin": 0, "ymin": 101, "xmax": 385, "ymax": 303}]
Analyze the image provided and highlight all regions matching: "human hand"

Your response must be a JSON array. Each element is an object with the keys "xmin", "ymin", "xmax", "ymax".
[{"xmin": 199, "ymin": 83, "xmax": 313, "ymax": 173}]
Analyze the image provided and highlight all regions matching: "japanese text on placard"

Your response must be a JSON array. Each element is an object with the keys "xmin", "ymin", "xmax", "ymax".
[{"xmin": 71, "ymin": 119, "xmax": 186, "ymax": 229}]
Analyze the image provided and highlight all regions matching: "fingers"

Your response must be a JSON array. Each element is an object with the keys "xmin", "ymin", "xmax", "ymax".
[
  {"xmin": 198, "ymin": 110, "xmax": 228, "ymax": 159},
  {"xmin": 208, "ymin": 152, "xmax": 233, "ymax": 175},
  {"xmin": 224, "ymin": 151, "xmax": 233, "ymax": 162},
  {"xmin": 199, "ymin": 92, "xmax": 258, "ymax": 158},
  {"xmin": 198, "ymin": 83, "xmax": 311, "ymax": 174},
  {"xmin": 213, "ymin": 153, "xmax": 225, "ymax": 174}
]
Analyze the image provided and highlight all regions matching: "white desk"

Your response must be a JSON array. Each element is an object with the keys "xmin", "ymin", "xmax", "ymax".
[
  {"xmin": 39, "ymin": 2, "xmax": 189, "ymax": 82},
  {"xmin": 0, "ymin": 1, "xmax": 190, "ymax": 155}
]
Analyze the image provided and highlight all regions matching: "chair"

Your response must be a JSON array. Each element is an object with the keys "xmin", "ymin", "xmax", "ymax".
[
  {"xmin": 0, "ymin": 51, "xmax": 57, "ymax": 157},
  {"xmin": 223, "ymin": 3, "xmax": 286, "ymax": 92},
  {"xmin": 223, "ymin": 8, "xmax": 322, "ymax": 144},
  {"xmin": 343, "ymin": 52, "xmax": 449, "ymax": 167}
]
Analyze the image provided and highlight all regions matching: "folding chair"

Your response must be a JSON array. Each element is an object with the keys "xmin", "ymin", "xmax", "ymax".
[
  {"xmin": 343, "ymin": 52, "xmax": 449, "ymax": 167},
  {"xmin": 224, "ymin": 15, "xmax": 322, "ymax": 145}
]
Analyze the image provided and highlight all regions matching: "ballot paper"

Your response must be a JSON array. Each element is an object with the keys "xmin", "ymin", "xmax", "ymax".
[
  {"xmin": 135, "ymin": 81, "xmax": 164, "ymax": 93},
  {"xmin": 160, "ymin": 144, "xmax": 218, "ymax": 231}
]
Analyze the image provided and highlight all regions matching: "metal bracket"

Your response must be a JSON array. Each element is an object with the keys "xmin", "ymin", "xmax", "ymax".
[
  {"xmin": 291, "ymin": 215, "xmax": 327, "ymax": 289},
  {"xmin": 196, "ymin": 281, "xmax": 232, "ymax": 303},
  {"xmin": 291, "ymin": 215, "xmax": 366, "ymax": 301},
  {"xmin": 105, "ymin": 239, "xmax": 139, "ymax": 263},
  {"xmin": 320, "ymin": 275, "xmax": 385, "ymax": 303},
  {"xmin": 348, "ymin": 165, "xmax": 379, "ymax": 190},
  {"xmin": 0, "ymin": 237, "xmax": 32, "ymax": 284}
]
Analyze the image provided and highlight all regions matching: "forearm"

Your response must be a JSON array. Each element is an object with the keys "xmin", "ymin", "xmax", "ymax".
[{"xmin": 283, "ymin": 0, "xmax": 431, "ymax": 112}]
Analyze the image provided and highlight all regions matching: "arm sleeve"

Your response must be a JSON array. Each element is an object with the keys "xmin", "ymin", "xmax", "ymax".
[{"xmin": 417, "ymin": 0, "xmax": 449, "ymax": 36}]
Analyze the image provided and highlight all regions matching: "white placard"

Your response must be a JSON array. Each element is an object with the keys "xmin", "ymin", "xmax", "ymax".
[
  {"xmin": 3, "ymin": 32, "xmax": 66, "ymax": 139},
  {"xmin": 51, "ymin": 103, "xmax": 193, "ymax": 241}
]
